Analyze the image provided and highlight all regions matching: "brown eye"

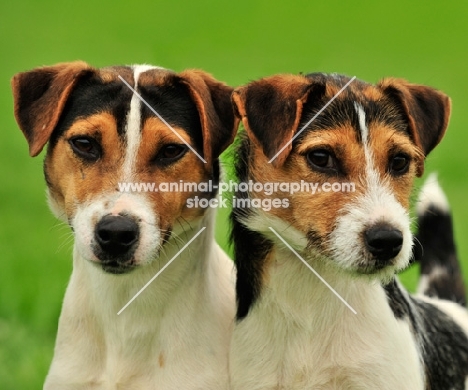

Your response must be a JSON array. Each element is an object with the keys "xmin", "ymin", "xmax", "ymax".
[
  {"xmin": 389, "ymin": 154, "xmax": 410, "ymax": 175},
  {"xmin": 307, "ymin": 149, "xmax": 337, "ymax": 172},
  {"xmin": 154, "ymin": 144, "xmax": 188, "ymax": 165},
  {"xmin": 69, "ymin": 137, "xmax": 101, "ymax": 161}
]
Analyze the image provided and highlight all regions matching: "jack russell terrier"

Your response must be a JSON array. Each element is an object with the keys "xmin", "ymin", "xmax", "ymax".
[
  {"xmin": 12, "ymin": 61, "xmax": 238, "ymax": 389},
  {"xmin": 229, "ymin": 73, "xmax": 468, "ymax": 389}
]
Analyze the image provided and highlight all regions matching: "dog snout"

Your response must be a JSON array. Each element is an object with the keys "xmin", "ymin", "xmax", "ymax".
[
  {"xmin": 95, "ymin": 215, "xmax": 139, "ymax": 257},
  {"xmin": 364, "ymin": 223, "xmax": 403, "ymax": 262}
]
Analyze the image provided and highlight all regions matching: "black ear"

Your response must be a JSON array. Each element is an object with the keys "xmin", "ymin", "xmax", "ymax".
[
  {"xmin": 232, "ymin": 74, "xmax": 320, "ymax": 167},
  {"xmin": 178, "ymin": 69, "xmax": 239, "ymax": 165},
  {"xmin": 379, "ymin": 78, "xmax": 451, "ymax": 176},
  {"xmin": 11, "ymin": 61, "xmax": 93, "ymax": 156}
]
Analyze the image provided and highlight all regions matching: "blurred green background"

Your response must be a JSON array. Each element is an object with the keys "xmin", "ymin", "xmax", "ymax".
[{"xmin": 1, "ymin": 0, "xmax": 467, "ymax": 388}]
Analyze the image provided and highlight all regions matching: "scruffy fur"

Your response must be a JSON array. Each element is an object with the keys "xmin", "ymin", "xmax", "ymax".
[
  {"xmin": 230, "ymin": 73, "xmax": 468, "ymax": 389},
  {"xmin": 12, "ymin": 61, "xmax": 238, "ymax": 389}
]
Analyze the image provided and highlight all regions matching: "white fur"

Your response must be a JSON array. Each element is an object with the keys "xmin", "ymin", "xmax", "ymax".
[
  {"xmin": 72, "ymin": 193, "xmax": 160, "ymax": 266},
  {"xmin": 417, "ymin": 172, "xmax": 450, "ymax": 215},
  {"xmin": 416, "ymin": 265, "xmax": 447, "ymax": 295},
  {"xmin": 230, "ymin": 245, "xmax": 424, "ymax": 389},
  {"xmin": 46, "ymin": 210, "xmax": 235, "ymax": 390},
  {"xmin": 122, "ymin": 65, "xmax": 152, "ymax": 179},
  {"xmin": 231, "ymin": 204, "xmax": 422, "ymax": 388},
  {"xmin": 240, "ymin": 210, "xmax": 308, "ymax": 251},
  {"xmin": 329, "ymin": 179, "xmax": 412, "ymax": 280},
  {"xmin": 329, "ymin": 104, "xmax": 412, "ymax": 280},
  {"xmin": 43, "ymin": 66, "xmax": 235, "ymax": 389},
  {"xmin": 354, "ymin": 102, "xmax": 369, "ymax": 143},
  {"xmin": 416, "ymin": 294, "xmax": 468, "ymax": 335}
]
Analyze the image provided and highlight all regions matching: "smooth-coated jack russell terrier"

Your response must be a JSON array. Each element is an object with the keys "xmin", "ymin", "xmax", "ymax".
[
  {"xmin": 229, "ymin": 73, "xmax": 468, "ymax": 389},
  {"xmin": 12, "ymin": 61, "xmax": 238, "ymax": 389}
]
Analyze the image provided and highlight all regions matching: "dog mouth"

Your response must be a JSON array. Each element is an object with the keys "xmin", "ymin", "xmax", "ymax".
[
  {"xmin": 98, "ymin": 258, "xmax": 137, "ymax": 274},
  {"xmin": 355, "ymin": 260, "xmax": 394, "ymax": 274}
]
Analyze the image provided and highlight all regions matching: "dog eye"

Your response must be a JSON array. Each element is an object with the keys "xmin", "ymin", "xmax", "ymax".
[
  {"xmin": 69, "ymin": 137, "xmax": 101, "ymax": 161},
  {"xmin": 154, "ymin": 144, "xmax": 188, "ymax": 164},
  {"xmin": 389, "ymin": 154, "xmax": 410, "ymax": 175},
  {"xmin": 307, "ymin": 149, "xmax": 337, "ymax": 172}
]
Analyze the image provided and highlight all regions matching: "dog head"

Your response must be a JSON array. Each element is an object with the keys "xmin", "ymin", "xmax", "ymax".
[
  {"xmin": 12, "ymin": 61, "xmax": 238, "ymax": 274},
  {"xmin": 231, "ymin": 73, "xmax": 450, "ymax": 316}
]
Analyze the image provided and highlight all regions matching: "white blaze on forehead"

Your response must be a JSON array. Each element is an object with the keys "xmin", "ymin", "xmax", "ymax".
[
  {"xmin": 122, "ymin": 65, "xmax": 163, "ymax": 179},
  {"xmin": 354, "ymin": 102, "xmax": 377, "ymax": 182},
  {"xmin": 326, "ymin": 102, "xmax": 413, "ymax": 279},
  {"xmin": 354, "ymin": 102, "xmax": 369, "ymax": 144}
]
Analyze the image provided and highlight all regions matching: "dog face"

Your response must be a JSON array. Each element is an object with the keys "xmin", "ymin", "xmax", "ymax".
[
  {"xmin": 12, "ymin": 62, "xmax": 237, "ymax": 274},
  {"xmin": 232, "ymin": 73, "xmax": 450, "ymax": 282}
]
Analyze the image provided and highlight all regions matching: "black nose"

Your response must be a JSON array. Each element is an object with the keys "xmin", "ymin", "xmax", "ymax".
[
  {"xmin": 365, "ymin": 224, "xmax": 403, "ymax": 262},
  {"xmin": 95, "ymin": 215, "xmax": 139, "ymax": 257}
]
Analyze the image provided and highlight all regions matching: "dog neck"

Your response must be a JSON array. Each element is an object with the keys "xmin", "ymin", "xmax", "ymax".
[
  {"xmin": 75, "ymin": 209, "xmax": 216, "ymax": 314},
  {"xmin": 257, "ymin": 243, "xmax": 392, "ymax": 329}
]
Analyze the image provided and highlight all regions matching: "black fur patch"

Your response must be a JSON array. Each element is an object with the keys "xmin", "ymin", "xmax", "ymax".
[
  {"xmin": 384, "ymin": 278, "xmax": 468, "ymax": 389},
  {"xmin": 415, "ymin": 204, "xmax": 466, "ymax": 306},
  {"xmin": 230, "ymin": 220, "xmax": 273, "ymax": 320},
  {"xmin": 230, "ymin": 133, "xmax": 274, "ymax": 319},
  {"xmin": 48, "ymin": 68, "xmax": 204, "ymax": 159},
  {"xmin": 294, "ymin": 73, "xmax": 409, "ymax": 145},
  {"xmin": 383, "ymin": 278, "xmax": 415, "ymax": 320},
  {"xmin": 49, "ymin": 70, "xmax": 133, "ymax": 149},
  {"xmin": 139, "ymin": 80, "xmax": 203, "ymax": 156},
  {"xmin": 415, "ymin": 298, "xmax": 468, "ymax": 389}
]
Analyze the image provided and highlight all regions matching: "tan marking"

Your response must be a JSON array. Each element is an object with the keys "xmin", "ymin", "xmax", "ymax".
[
  {"xmin": 98, "ymin": 67, "xmax": 135, "ymax": 85},
  {"xmin": 135, "ymin": 117, "xmax": 210, "ymax": 232},
  {"xmin": 45, "ymin": 113, "xmax": 124, "ymax": 218},
  {"xmin": 45, "ymin": 113, "xmax": 213, "ymax": 233},
  {"xmin": 158, "ymin": 352, "xmax": 165, "ymax": 368},
  {"xmin": 361, "ymin": 86, "xmax": 383, "ymax": 101},
  {"xmin": 12, "ymin": 61, "xmax": 92, "ymax": 157},
  {"xmin": 367, "ymin": 124, "xmax": 423, "ymax": 209},
  {"xmin": 247, "ymin": 121, "xmax": 421, "ymax": 253}
]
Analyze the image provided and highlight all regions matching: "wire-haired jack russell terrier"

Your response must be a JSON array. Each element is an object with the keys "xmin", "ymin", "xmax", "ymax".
[
  {"xmin": 11, "ymin": 61, "xmax": 238, "ymax": 389},
  {"xmin": 229, "ymin": 73, "xmax": 468, "ymax": 389}
]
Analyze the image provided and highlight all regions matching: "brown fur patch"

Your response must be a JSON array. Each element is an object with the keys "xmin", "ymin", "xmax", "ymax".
[
  {"xmin": 45, "ymin": 112, "xmax": 124, "ymax": 218},
  {"xmin": 134, "ymin": 117, "xmax": 211, "ymax": 232},
  {"xmin": 45, "ymin": 113, "xmax": 213, "ymax": 232},
  {"xmin": 246, "ymin": 121, "xmax": 422, "ymax": 250},
  {"xmin": 12, "ymin": 61, "xmax": 92, "ymax": 156},
  {"xmin": 158, "ymin": 352, "xmax": 165, "ymax": 368},
  {"xmin": 98, "ymin": 66, "xmax": 135, "ymax": 85},
  {"xmin": 233, "ymin": 74, "xmax": 312, "ymax": 167},
  {"xmin": 367, "ymin": 124, "xmax": 423, "ymax": 209}
]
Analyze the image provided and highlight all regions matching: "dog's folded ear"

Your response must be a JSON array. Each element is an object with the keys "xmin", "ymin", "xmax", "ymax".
[
  {"xmin": 178, "ymin": 70, "xmax": 239, "ymax": 165},
  {"xmin": 232, "ymin": 75, "xmax": 316, "ymax": 167},
  {"xmin": 379, "ymin": 78, "xmax": 451, "ymax": 175},
  {"xmin": 12, "ymin": 61, "xmax": 93, "ymax": 157}
]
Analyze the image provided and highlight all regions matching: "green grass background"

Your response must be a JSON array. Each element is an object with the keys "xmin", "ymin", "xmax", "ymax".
[{"xmin": 1, "ymin": 0, "xmax": 468, "ymax": 388}]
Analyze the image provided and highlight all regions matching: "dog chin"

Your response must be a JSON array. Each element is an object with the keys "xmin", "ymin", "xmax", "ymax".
[
  {"xmin": 83, "ymin": 253, "xmax": 137, "ymax": 275},
  {"xmin": 349, "ymin": 256, "xmax": 409, "ymax": 282},
  {"xmin": 100, "ymin": 261, "xmax": 137, "ymax": 275},
  {"xmin": 354, "ymin": 263, "xmax": 397, "ymax": 278}
]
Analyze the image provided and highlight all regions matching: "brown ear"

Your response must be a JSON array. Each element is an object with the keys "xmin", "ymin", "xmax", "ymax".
[
  {"xmin": 379, "ymin": 78, "xmax": 451, "ymax": 172},
  {"xmin": 232, "ymin": 74, "xmax": 316, "ymax": 167},
  {"xmin": 178, "ymin": 70, "xmax": 239, "ymax": 165},
  {"xmin": 11, "ymin": 61, "xmax": 93, "ymax": 157}
]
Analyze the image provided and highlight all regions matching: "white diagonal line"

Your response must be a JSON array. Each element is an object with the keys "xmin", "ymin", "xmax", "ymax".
[
  {"xmin": 268, "ymin": 76, "xmax": 356, "ymax": 164},
  {"xmin": 117, "ymin": 226, "xmax": 207, "ymax": 315},
  {"xmin": 118, "ymin": 75, "xmax": 207, "ymax": 164},
  {"xmin": 268, "ymin": 227, "xmax": 357, "ymax": 314}
]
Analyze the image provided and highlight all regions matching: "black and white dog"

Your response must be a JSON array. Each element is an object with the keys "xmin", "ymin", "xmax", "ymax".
[{"xmin": 229, "ymin": 73, "xmax": 468, "ymax": 389}]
